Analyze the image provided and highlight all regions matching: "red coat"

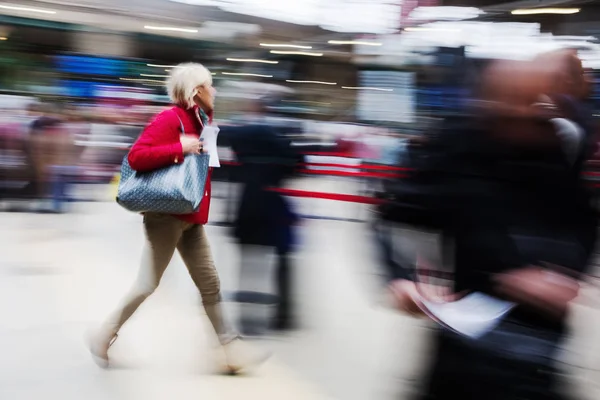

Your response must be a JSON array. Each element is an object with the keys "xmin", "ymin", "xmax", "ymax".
[{"xmin": 128, "ymin": 105, "xmax": 212, "ymax": 225}]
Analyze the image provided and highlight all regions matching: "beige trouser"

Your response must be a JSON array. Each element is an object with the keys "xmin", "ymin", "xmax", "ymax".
[{"xmin": 105, "ymin": 213, "xmax": 233, "ymax": 344}]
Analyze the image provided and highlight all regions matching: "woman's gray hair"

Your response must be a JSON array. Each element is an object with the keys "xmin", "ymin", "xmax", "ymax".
[{"xmin": 166, "ymin": 63, "xmax": 213, "ymax": 109}]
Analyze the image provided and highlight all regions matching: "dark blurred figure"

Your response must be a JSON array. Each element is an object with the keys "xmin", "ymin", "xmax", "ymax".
[
  {"xmin": 387, "ymin": 51, "xmax": 597, "ymax": 400},
  {"xmin": 28, "ymin": 103, "xmax": 63, "ymax": 209},
  {"xmin": 28, "ymin": 104, "xmax": 78, "ymax": 213},
  {"xmin": 372, "ymin": 135, "xmax": 432, "ymax": 283},
  {"xmin": 226, "ymin": 98, "xmax": 302, "ymax": 334},
  {"xmin": 51, "ymin": 106, "xmax": 86, "ymax": 212},
  {"xmin": 0, "ymin": 104, "xmax": 35, "ymax": 200}
]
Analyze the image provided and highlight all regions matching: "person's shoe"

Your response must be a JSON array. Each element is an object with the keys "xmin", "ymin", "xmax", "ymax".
[
  {"xmin": 87, "ymin": 324, "xmax": 119, "ymax": 368},
  {"xmin": 219, "ymin": 337, "xmax": 270, "ymax": 375}
]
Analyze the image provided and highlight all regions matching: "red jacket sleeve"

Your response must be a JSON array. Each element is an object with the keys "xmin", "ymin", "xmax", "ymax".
[{"xmin": 127, "ymin": 110, "xmax": 184, "ymax": 172}]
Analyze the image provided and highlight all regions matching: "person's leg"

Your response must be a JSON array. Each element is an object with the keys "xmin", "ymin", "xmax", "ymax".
[
  {"xmin": 177, "ymin": 224, "xmax": 232, "ymax": 343},
  {"xmin": 36, "ymin": 135, "xmax": 54, "ymax": 210},
  {"xmin": 178, "ymin": 224, "xmax": 269, "ymax": 374},
  {"xmin": 272, "ymin": 248, "xmax": 294, "ymax": 330},
  {"xmin": 235, "ymin": 245, "xmax": 278, "ymax": 335},
  {"xmin": 50, "ymin": 166, "xmax": 66, "ymax": 213},
  {"xmin": 417, "ymin": 329, "xmax": 564, "ymax": 400},
  {"xmin": 91, "ymin": 213, "xmax": 183, "ymax": 365},
  {"xmin": 237, "ymin": 244, "xmax": 260, "ymax": 336},
  {"xmin": 27, "ymin": 134, "xmax": 44, "ymax": 200}
]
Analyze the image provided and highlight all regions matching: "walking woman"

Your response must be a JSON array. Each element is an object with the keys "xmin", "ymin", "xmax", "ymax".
[{"xmin": 89, "ymin": 63, "xmax": 265, "ymax": 373}]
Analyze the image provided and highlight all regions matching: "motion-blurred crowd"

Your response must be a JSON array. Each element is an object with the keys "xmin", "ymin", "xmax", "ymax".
[{"xmin": 0, "ymin": 101, "xmax": 159, "ymax": 212}]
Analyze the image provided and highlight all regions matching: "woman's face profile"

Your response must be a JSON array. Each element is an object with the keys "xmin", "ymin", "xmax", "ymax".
[{"xmin": 194, "ymin": 83, "xmax": 217, "ymax": 112}]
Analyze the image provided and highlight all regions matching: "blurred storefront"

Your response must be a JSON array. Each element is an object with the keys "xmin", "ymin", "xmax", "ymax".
[{"xmin": 0, "ymin": 13, "xmax": 363, "ymax": 121}]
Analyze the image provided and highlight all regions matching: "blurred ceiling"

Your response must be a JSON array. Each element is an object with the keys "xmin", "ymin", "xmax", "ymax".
[
  {"xmin": 2, "ymin": 0, "xmax": 341, "ymax": 45},
  {"xmin": 4, "ymin": 0, "xmax": 395, "ymax": 40}
]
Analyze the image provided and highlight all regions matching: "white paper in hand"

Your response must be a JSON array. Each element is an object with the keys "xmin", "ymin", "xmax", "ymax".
[
  {"xmin": 201, "ymin": 125, "xmax": 220, "ymax": 167},
  {"xmin": 420, "ymin": 292, "xmax": 515, "ymax": 339}
]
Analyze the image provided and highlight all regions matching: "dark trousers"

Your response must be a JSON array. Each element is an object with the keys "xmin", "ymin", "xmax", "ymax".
[
  {"xmin": 237, "ymin": 245, "xmax": 295, "ymax": 332},
  {"xmin": 273, "ymin": 248, "xmax": 293, "ymax": 328},
  {"xmin": 417, "ymin": 329, "xmax": 566, "ymax": 400}
]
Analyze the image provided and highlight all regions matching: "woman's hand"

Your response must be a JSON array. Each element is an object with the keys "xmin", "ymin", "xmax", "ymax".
[
  {"xmin": 181, "ymin": 136, "xmax": 202, "ymax": 154},
  {"xmin": 388, "ymin": 279, "xmax": 426, "ymax": 316},
  {"xmin": 494, "ymin": 266, "xmax": 580, "ymax": 320}
]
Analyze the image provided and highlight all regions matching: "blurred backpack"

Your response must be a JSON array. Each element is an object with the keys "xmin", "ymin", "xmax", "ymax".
[
  {"xmin": 376, "ymin": 141, "xmax": 448, "ymax": 230},
  {"xmin": 375, "ymin": 117, "xmax": 469, "ymax": 231}
]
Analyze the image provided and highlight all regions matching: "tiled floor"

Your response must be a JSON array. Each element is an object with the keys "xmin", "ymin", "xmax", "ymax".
[{"xmin": 2, "ymin": 193, "xmax": 600, "ymax": 400}]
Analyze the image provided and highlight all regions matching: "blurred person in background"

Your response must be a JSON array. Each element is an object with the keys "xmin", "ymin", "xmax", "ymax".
[
  {"xmin": 225, "ymin": 96, "xmax": 301, "ymax": 334},
  {"xmin": 89, "ymin": 63, "xmax": 266, "ymax": 373},
  {"xmin": 27, "ymin": 103, "xmax": 71, "ymax": 212},
  {"xmin": 372, "ymin": 133, "xmax": 437, "ymax": 285},
  {"xmin": 0, "ymin": 102, "xmax": 37, "ymax": 200},
  {"xmin": 533, "ymin": 49, "xmax": 598, "ymax": 260},
  {"xmin": 581, "ymin": 69, "xmax": 600, "ymax": 165},
  {"xmin": 1, "ymin": 101, "xmax": 45, "ymax": 201},
  {"xmin": 387, "ymin": 51, "xmax": 596, "ymax": 400},
  {"xmin": 48, "ymin": 105, "xmax": 89, "ymax": 212}
]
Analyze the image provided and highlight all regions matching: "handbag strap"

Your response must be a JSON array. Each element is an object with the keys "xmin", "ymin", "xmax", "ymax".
[
  {"xmin": 173, "ymin": 110, "xmax": 185, "ymax": 136},
  {"xmin": 173, "ymin": 109, "xmax": 203, "ymax": 137}
]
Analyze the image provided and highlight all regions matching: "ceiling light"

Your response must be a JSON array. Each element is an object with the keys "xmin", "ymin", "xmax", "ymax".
[
  {"xmin": 0, "ymin": 37, "xmax": 6, "ymax": 41},
  {"xmin": 226, "ymin": 58, "xmax": 279, "ymax": 64},
  {"xmin": 147, "ymin": 63, "xmax": 177, "ymax": 68},
  {"xmin": 222, "ymin": 72, "xmax": 273, "ymax": 77},
  {"xmin": 140, "ymin": 74, "xmax": 169, "ymax": 78},
  {"xmin": 270, "ymin": 51, "xmax": 323, "ymax": 56},
  {"xmin": 260, "ymin": 43, "xmax": 312, "ymax": 49},
  {"xmin": 328, "ymin": 40, "xmax": 382, "ymax": 46},
  {"xmin": 511, "ymin": 8, "xmax": 580, "ymax": 15},
  {"xmin": 342, "ymin": 86, "xmax": 393, "ymax": 92},
  {"xmin": 144, "ymin": 26, "xmax": 198, "ymax": 33},
  {"xmin": 286, "ymin": 80, "xmax": 336, "ymax": 85},
  {"xmin": 0, "ymin": 4, "xmax": 56, "ymax": 14}
]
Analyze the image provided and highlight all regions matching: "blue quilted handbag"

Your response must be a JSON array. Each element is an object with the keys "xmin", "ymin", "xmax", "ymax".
[{"xmin": 116, "ymin": 116, "xmax": 210, "ymax": 214}]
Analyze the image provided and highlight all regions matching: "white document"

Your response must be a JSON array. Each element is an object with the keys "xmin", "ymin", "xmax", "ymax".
[
  {"xmin": 201, "ymin": 125, "xmax": 220, "ymax": 167},
  {"xmin": 419, "ymin": 292, "xmax": 515, "ymax": 339}
]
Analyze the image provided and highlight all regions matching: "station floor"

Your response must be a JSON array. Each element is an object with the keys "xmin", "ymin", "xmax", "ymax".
[{"xmin": 2, "ymin": 190, "xmax": 600, "ymax": 400}]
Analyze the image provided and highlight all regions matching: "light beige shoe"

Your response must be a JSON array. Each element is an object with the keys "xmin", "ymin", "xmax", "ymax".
[
  {"xmin": 219, "ymin": 337, "xmax": 270, "ymax": 375},
  {"xmin": 87, "ymin": 324, "xmax": 119, "ymax": 368}
]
